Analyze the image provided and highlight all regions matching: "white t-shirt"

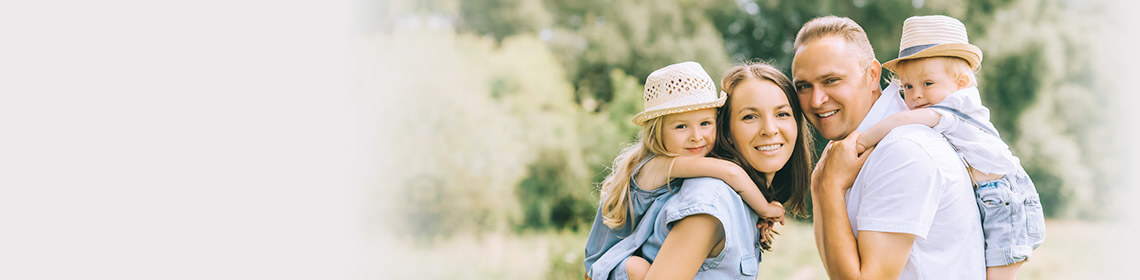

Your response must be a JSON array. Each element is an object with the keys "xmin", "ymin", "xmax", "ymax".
[{"xmin": 847, "ymin": 85, "xmax": 985, "ymax": 279}]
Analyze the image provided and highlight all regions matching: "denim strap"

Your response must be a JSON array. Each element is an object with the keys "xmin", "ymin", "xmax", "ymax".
[
  {"xmin": 928, "ymin": 105, "xmax": 999, "ymax": 136},
  {"xmin": 928, "ymin": 105, "xmax": 993, "ymax": 190}
]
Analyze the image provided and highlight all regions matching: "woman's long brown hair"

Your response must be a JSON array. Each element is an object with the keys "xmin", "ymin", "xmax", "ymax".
[{"xmin": 710, "ymin": 62, "xmax": 814, "ymax": 218}]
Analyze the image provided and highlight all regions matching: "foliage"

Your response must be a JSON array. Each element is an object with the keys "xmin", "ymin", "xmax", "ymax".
[
  {"xmin": 372, "ymin": 0, "xmax": 1126, "ymax": 242},
  {"xmin": 369, "ymin": 28, "xmax": 599, "ymax": 240},
  {"xmin": 541, "ymin": 0, "xmax": 734, "ymax": 108},
  {"xmin": 968, "ymin": 0, "xmax": 1121, "ymax": 218}
]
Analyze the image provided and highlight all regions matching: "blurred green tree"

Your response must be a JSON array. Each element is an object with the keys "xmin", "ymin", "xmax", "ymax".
[{"xmin": 374, "ymin": 0, "xmax": 1122, "ymax": 237}]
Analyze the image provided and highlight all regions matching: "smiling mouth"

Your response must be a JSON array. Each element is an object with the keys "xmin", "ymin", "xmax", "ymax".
[
  {"xmin": 816, "ymin": 110, "xmax": 837, "ymax": 118},
  {"xmin": 756, "ymin": 143, "xmax": 783, "ymax": 152},
  {"xmin": 685, "ymin": 146, "xmax": 706, "ymax": 153}
]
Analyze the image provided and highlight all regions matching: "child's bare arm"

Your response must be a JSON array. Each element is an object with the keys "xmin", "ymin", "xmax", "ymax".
[
  {"xmin": 670, "ymin": 156, "xmax": 783, "ymax": 218},
  {"xmin": 855, "ymin": 108, "xmax": 941, "ymax": 153}
]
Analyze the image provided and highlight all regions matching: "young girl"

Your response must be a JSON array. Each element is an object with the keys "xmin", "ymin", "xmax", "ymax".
[
  {"xmin": 856, "ymin": 15, "xmax": 1045, "ymax": 280},
  {"xmin": 583, "ymin": 61, "xmax": 785, "ymax": 279}
]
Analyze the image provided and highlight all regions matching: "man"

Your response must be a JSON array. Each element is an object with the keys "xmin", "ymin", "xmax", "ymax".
[{"xmin": 791, "ymin": 16, "xmax": 984, "ymax": 279}]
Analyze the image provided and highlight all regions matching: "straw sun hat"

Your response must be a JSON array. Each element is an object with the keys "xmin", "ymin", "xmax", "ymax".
[
  {"xmin": 881, "ymin": 15, "xmax": 983, "ymax": 73},
  {"xmin": 631, "ymin": 61, "xmax": 726, "ymax": 126}
]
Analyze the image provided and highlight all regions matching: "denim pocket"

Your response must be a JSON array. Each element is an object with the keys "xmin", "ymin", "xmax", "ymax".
[
  {"xmin": 976, "ymin": 184, "xmax": 1006, "ymax": 208},
  {"xmin": 1024, "ymin": 194, "xmax": 1046, "ymax": 238},
  {"xmin": 739, "ymin": 255, "xmax": 758, "ymax": 276}
]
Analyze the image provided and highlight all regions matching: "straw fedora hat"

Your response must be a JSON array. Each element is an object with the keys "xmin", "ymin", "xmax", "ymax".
[
  {"xmin": 882, "ymin": 15, "xmax": 983, "ymax": 73},
  {"xmin": 632, "ymin": 61, "xmax": 726, "ymax": 126}
]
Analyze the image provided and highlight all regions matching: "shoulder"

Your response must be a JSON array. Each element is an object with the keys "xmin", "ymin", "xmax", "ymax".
[
  {"xmin": 666, "ymin": 177, "xmax": 744, "ymax": 222},
  {"xmin": 865, "ymin": 125, "xmax": 955, "ymax": 177},
  {"xmin": 679, "ymin": 177, "xmax": 731, "ymax": 189},
  {"xmin": 676, "ymin": 177, "xmax": 737, "ymax": 203},
  {"xmin": 859, "ymin": 124, "xmax": 968, "ymax": 191},
  {"xmin": 878, "ymin": 125, "xmax": 948, "ymax": 157},
  {"xmin": 938, "ymin": 87, "xmax": 988, "ymax": 115}
]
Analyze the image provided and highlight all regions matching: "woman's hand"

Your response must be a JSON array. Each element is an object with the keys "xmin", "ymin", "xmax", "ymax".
[
  {"xmin": 755, "ymin": 205, "xmax": 783, "ymax": 251},
  {"xmin": 812, "ymin": 131, "xmax": 875, "ymax": 194},
  {"xmin": 755, "ymin": 218, "xmax": 775, "ymax": 250}
]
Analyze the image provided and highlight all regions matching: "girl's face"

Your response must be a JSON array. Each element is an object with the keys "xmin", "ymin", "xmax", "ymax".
[
  {"xmin": 896, "ymin": 57, "xmax": 967, "ymax": 110},
  {"xmin": 729, "ymin": 79, "xmax": 798, "ymax": 179},
  {"xmin": 661, "ymin": 108, "xmax": 718, "ymax": 157}
]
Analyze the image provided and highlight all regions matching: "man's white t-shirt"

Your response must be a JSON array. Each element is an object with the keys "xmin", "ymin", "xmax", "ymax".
[{"xmin": 846, "ymin": 83, "xmax": 985, "ymax": 279}]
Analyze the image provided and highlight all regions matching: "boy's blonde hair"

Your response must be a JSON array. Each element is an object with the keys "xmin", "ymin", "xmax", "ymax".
[
  {"xmin": 599, "ymin": 117, "xmax": 677, "ymax": 229},
  {"xmin": 891, "ymin": 56, "xmax": 979, "ymax": 88}
]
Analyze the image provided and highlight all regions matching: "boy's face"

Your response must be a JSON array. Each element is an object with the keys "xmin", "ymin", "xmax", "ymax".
[
  {"xmin": 661, "ymin": 108, "xmax": 718, "ymax": 157},
  {"xmin": 895, "ymin": 57, "xmax": 968, "ymax": 110}
]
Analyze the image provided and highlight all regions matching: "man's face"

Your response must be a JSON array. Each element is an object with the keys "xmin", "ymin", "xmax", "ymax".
[{"xmin": 791, "ymin": 37, "xmax": 880, "ymax": 140}]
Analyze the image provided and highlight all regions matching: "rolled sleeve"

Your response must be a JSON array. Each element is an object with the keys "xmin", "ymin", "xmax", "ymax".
[{"xmin": 855, "ymin": 132, "xmax": 942, "ymax": 239}]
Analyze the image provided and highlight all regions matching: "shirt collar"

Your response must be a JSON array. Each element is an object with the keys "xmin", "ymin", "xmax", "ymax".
[
  {"xmin": 936, "ymin": 86, "xmax": 980, "ymax": 108},
  {"xmin": 855, "ymin": 82, "xmax": 909, "ymax": 133}
]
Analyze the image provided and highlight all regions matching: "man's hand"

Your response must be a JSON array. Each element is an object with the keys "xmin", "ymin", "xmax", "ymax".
[{"xmin": 812, "ymin": 131, "xmax": 875, "ymax": 193}]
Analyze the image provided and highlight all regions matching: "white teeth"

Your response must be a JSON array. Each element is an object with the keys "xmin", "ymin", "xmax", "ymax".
[
  {"xmin": 817, "ymin": 110, "xmax": 837, "ymax": 118},
  {"xmin": 757, "ymin": 144, "xmax": 781, "ymax": 151}
]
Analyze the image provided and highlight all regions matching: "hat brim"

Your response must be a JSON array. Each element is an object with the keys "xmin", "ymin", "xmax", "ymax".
[
  {"xmin": 631, "ymin": 94, "xmax": 727, "ymax": 126},
  {"xmin": 882, "ymin": 43, "xmax": 983, "ymax": 73}
]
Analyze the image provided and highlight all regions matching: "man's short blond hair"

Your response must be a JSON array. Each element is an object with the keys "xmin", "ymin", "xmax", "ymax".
[{"xmin": 794, "ymin": 16, "xmax": 876, "ymax": 66}]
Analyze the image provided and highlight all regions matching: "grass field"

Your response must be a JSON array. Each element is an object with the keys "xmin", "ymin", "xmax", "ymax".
[{"xmin": 377, "ymin": 220, "xmax": 1127, "ymax": 279}]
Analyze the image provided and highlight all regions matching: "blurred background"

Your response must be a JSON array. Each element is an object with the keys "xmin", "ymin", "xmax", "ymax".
[
  {"xmin": 2, "ymin": 0, "xmax": 1134, "ymax": 279},
  {"xmin": 368, "ymin": 0, "xmax": 1139, "ymax": 279}
]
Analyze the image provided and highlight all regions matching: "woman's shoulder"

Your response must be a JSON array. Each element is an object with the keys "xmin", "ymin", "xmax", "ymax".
[
  {"xmin": 677, "ymin": 177, "xmax": 736, "ymax": 199},
  {"xmin": 678, "ymin": 176, "xmax": 731, "ymax": 187},
  {"xmin": 664, "ymin": 177, "xmax": 745, "ymax": 218}
]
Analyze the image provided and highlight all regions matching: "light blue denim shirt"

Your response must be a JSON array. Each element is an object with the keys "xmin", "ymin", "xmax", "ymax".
[
  {"xmin": 587, "ymin": 177, "xmax": 762, "ymax": 280},
  {"xmin": 583, "ymin": 155, "xmax": 682, "ymax": 279}
]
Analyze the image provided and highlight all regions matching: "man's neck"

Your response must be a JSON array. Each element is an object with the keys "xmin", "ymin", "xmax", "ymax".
[{"xmin": 854, "ymin": 82, "xmax": 906, "ymax": 133}]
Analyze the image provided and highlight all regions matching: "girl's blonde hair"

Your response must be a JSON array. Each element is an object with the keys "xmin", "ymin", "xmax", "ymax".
[{"xmin": 599, "ymin": 117, "xmax": 675, "ymax": 229}]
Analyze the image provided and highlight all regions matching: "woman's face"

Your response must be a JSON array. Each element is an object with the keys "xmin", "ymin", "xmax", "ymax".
[{"xmin": 729, "ymin": 79, "xmax": 798, "ymax": 180}]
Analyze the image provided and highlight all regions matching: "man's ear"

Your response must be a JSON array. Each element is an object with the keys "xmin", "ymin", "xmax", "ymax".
[{"xmin": 867, "ymin": 60, "xmax": 882, "ymax": 85}]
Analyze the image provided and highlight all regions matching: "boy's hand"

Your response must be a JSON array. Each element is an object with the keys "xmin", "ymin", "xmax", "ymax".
[
  {"xmin": 854, "ymin": 129, "xmax": 880, "ymax": 155},
  {"xmin": 854, "ymin": 141, "xmax": 870, "ymax": 155}
]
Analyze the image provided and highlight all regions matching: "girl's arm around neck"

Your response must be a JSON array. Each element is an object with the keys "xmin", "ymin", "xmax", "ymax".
[{"xmin": 668, "ymin": 156, "xmax": 783, "ymax": 219}]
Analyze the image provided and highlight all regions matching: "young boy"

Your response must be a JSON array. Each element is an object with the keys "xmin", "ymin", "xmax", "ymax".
[{"xmin": 855, "ymin": 15, "xmax": 1046, "ymax": 280}]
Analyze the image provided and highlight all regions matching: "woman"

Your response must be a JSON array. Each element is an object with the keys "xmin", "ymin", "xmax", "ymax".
[{"xmin": 587, "ymin": 62, "xmax": 814, "ymax": 279}]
